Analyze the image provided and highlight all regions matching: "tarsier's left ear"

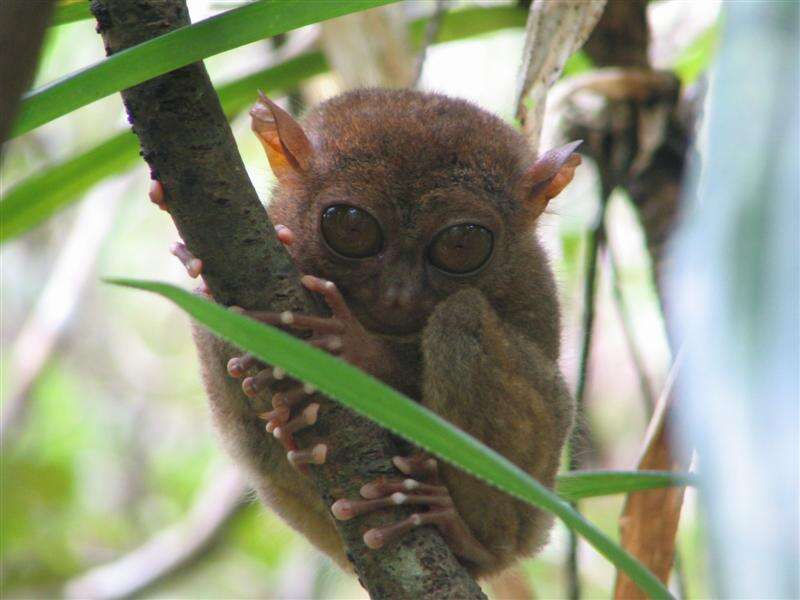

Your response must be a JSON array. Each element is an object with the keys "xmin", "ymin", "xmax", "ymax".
[
  {"xmin": 519, "ymin": 140, "xmax": 583, "ymax": 221},
  {"xmin": 250, "ymin": 90, "xmax": 313, "ymax": 185}
]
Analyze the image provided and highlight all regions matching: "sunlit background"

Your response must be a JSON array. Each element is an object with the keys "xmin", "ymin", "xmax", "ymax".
[{"xmin": 2, "ymin": 1, "xmax": 731, "ymax": 597}]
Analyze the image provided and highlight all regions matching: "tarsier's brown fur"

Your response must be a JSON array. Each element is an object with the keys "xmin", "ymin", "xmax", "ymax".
[{"xmin": 193, "ymin": 89, "xmax": 577, "ymax": 578}]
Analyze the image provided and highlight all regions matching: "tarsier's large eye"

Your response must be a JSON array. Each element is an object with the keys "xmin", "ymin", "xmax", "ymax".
[
  {"xmin": 321, "ymin": 205, "xmax": 383, "ymax": 258},
  {"xmin": 428, "ymin": 224, "xmax": 493, "ymax": 274}
]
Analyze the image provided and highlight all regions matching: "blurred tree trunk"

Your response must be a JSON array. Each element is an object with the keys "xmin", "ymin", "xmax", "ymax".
[
  {"xmin": 90, "ymin": 0, "xmax": 484, "ymax": 597},
  {"xmin": 0, "ymin": 0, "xmax": 55, "ymax": 160}
]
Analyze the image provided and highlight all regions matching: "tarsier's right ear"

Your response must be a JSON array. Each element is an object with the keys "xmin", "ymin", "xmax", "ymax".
[
  {"xmin": 250, "ymin": 90, "xmax": 313, "ymax": 185},
  {"xmin": 518, "ymin": 140, "xmax": 583, "ymax": 221}
]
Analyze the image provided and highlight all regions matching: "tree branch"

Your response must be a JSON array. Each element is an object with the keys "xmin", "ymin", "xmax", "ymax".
[{"xmin": 90, "ymin": 1, "xmax": 483, "ymax": 597}]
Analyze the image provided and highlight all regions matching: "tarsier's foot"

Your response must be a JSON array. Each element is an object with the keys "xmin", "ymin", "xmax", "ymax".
[{"xmin": 331, "ymin": 454, "xmax": 494, "ymax": 566}]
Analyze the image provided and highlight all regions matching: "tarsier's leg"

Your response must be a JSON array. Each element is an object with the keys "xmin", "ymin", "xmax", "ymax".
[{"xmin": 331, "ymin": 454, "xmax": 494, "ymax": 566}]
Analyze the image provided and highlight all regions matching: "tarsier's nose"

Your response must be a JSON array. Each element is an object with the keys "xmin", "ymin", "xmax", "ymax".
[{"xmin": 381, "ymin": 283, "xmax": 416, "ymax": 310}]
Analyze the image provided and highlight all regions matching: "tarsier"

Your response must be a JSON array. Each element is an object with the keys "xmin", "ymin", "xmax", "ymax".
[{"xmin": 150, "ymin": 89, "xmax": 581, "ymax": 577}]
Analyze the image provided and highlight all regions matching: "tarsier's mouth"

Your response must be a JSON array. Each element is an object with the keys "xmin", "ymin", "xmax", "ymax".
[{"xmin": 357, "ymin": 306, "xmax": 430, "ymax": 338}]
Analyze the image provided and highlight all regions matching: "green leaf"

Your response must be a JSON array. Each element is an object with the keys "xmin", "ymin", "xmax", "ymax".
[
  {"xmin": 11, "ymin": 0, "xmax": 397, "ymax": 138},
  {"xmin": 109, "ymin": 278, "xmax": 674, "ymax": 599},
  {"xmin": 555, "ymin": 470, "xmax": 697, "ymax": 502},
  {"xmin": 0, "ymin": 52, "xmax": 327, "ymax": 243},
  {"xmin": 51, "ymin": 1, "xmax": 91, "ymax": 27}
]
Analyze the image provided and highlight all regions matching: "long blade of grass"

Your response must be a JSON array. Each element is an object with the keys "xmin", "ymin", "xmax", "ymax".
[
  {"xmin": 51, "ymin": 0, "xmax": 91, "ymax": 26},
  {"xmin": 11, "ymin": 0, "xmax": 397, "ymax": 138},
  {"xmin": 555, "ymin": 470, "xmax": 696, "ymax": 502},
  {"xmin": 109, "ymin": 278, "xmax": 673, "ymax": 599}
]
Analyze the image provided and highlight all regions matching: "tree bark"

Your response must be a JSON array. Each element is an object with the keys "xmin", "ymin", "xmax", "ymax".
[
  {"xmin": 0, "ymin": 0, "xmax": 55, "ymax": 158},
  {"xmin": 90, "ymin": 0, "xmax": 484, "ymax": 597}
]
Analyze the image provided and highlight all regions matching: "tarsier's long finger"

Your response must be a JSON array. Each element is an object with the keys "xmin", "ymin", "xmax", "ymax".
[
  {"xmin": 242, "ymin": 367, "xmax": 284, "ymax": 397},
  {"xmin": 287, "ymin": 443, "xmax": 327, "ymax": 469},
  {"xmin": 362, "ymin": 511, "xmax": 455, "ymax": 550},
  {"xmin": 170, "ymin": 242, "xmax": 203, "ymax": 278},
  {"xmin": 309, "ymin": 335, "xmax": 343, "ymax": 353},
  {"xmin": 331, "ymin": 490, "xmax": 453, "ymax": 522},
  {"xmin": 274, "ymin": 224, "xmax": 295, "ymax": 246},
  {"xmin": 262, "ymin": 385, "xmax": 315, "ymax": 432},
  {"xmin": 235, "ymin": 308, "xmax": 345, "ymax": 335},
  {"xmin": 300, "ymin": 275, "xmax": 351, "ymax": 320},
  {"xmin": 273, "ymin": 403, "xmax": 319, "ymax": 443},
  {"xmin": 258, "ymin": 405, "xmax": 289, "ymax": 430},
  {"xmin": 149, "ymin": 180, "xmax": 169, "ymax": 212},
  {"xmin": 393, "ymin": 455, "xmax": 440, "ymax": 483},
  {"xmin": 360, "ymin": 477, "xmax": 448, "ymax": 500},
  {"xmin": 365, "ymin": 508, "xmax": 493, "ymax": 566},
  {"xmin": 194, "ymin": 281, "xmax": 212, "ymax": 299},
  {"xmin": 273, "ymin": 385, "xmax": 314, "ymax": 411},
  {"xmin": 227, "ymin": 353, "xmax": 262, "ymax": 378}
]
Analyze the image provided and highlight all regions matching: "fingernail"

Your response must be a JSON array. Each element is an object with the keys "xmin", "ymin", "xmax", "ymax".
[
  {"xmin": 242, "ymin": 377, "xmax": 257, "ymax": 397},
  {"xmin": 272, "ymin": 367, "xmax": 285, "ymax": 380},
  {"xmin": 188, "ymin": 258, "xmax": 203, "ymax": 278},
  {"xmin": 227, "ymin": 358, "xmax": 240, "ymax": 376},
  {"xmin": 312, "ymin": 443, "xmax": 327, "ymax": 464},
  {"xmin": 331, "ymin": 499, "xmax": 353, "ymax": 520},
  {"xmin": 303, "ymin": 383, "xmax": 316, "ymax": 394},
  {"xmin": 363, "ymin": 530, "xmax": 383, "ymax": 549},
  {"xmin": 280, "ymin": 311, "xmax": 294, "ymax": 324},
  {"xmin": 303, "ymin": 403, "xmax": 320, "ymax": 425}
]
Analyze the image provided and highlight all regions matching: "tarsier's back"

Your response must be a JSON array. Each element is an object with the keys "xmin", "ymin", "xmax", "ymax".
[{"xmin": 195, "ymin": 88, "xmax": 579, "ymax": 578}]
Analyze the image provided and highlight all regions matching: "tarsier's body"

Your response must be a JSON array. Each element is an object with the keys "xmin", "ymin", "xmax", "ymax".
[{"xmin": 160, "ymin": 89, "xmax": 580, "ymax": 578}]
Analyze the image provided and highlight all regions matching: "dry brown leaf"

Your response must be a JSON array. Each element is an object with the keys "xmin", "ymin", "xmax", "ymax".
[{"xmin": 614, "ymin": 355, "xmax": 690, "ymax": 599}]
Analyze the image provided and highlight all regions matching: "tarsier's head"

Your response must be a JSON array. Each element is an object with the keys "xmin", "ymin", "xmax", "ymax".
[{"xmin": 251, "ymin": 89, "xmax": 580, "ymax": 337}]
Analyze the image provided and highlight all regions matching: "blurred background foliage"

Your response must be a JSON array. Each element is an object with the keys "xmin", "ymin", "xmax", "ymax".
[{"xmin": 1, "ymin": 1, "xmax": 725, "ymax": 598}]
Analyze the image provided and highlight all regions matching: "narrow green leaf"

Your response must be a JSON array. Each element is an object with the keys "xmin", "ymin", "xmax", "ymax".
[
  {"xmin": 0, "ymin": 52, "xmax": 327, "ymax": 242},
  {"xmin": 0, "ymin": 134, "xmax": 136, "ymax": 242},
  {"xmin": 555, "ymin": 470, "xmax": 697, "ymax": 502},
  {"xmin": 12, "ymin": 0, "xmax": 397, "ymax": 138},
  {"xmin": 109, "ymin": 278, "xmax": 674, "ymax": 599},
  {"xmin": 51, "ymin": 1, "xmax": 92, "ymax": 27}
]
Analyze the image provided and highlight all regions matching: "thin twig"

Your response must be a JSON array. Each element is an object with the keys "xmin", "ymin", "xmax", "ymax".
[{"xmin": 412, "ymin": 0, "xmax": 447, "ymax": 88}]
